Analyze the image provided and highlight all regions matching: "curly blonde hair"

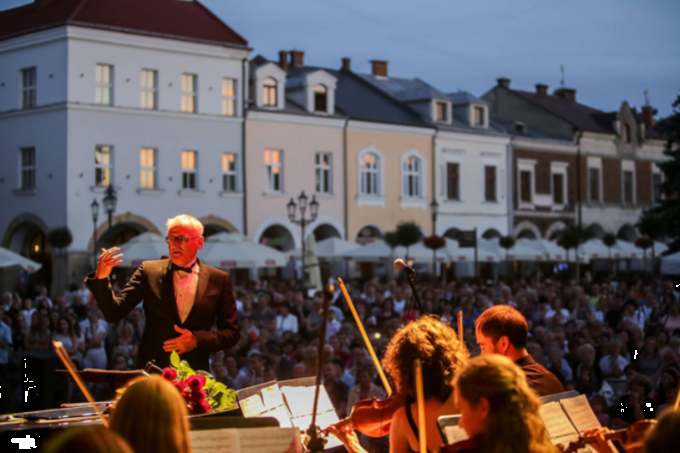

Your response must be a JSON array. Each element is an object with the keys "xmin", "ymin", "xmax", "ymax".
[
  {"xmin": 383, "ymin": 315, "xmax": 468, "ymax": 401},
  {"xmin": 454, "ymin": 355, "xmax": 557, "ymax": 453}
]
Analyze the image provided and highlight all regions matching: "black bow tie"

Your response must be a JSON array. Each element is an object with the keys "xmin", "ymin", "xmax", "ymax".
[{"xmin": 171, "ymin": 261, "xmax": 196, "ymax": 273}]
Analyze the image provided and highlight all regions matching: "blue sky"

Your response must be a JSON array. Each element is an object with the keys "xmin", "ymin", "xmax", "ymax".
[{"xmin": 3, "ymin": 0, "xmax": 679, "ymax": 117}]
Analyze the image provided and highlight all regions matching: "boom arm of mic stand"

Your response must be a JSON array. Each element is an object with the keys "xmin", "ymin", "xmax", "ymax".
[{"xmin": 406, "ymin": 272, "xmax": 424, "ymax": 315}]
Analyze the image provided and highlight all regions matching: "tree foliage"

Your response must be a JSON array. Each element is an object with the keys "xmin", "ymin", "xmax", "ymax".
[
  {"xmin": 423, "ymin": 234, "xmax": 446, "ymax": 250},
  {"xmin": 47, "ymin": 227, "xmax": 73, "ymax": 250},
  {"xmin": 602, "ymin": 232, "xmax": 617, "ymax": 249},
  {"xmin": 395, "ymin": 222, "xmax": 423, "ymax": 249},
  {"xmin": 384, "ymin": 231, "xmax": 399, "ymax": 250}
]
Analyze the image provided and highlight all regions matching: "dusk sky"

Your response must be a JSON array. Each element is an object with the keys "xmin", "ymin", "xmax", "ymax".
[{"xmin": 3, "ymin": 0, "xmax": 680, "ymax": 117}]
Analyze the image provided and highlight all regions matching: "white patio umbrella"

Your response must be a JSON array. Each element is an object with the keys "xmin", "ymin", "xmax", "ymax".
[
  {"xmin": 445, "ymin": 238, "xmax": 501, "ymax": 263},
  {"xmin": 661, "ymin": 251, "xmax": 680, "ymax": 275},
  {"xmin": 289, "ymin": 237, "xmax": 363, "ymax": 262},
  {"xmin": 0, "ymin": 247, "xmax": 42, "ymax": 273},
  {"xmin": 611, "ymin": 240, "xmax": 643, "ymax": 260},
  {"xmin": 304, "ymin": 234, "xmax": 322, "ymax": 291},
  {"xmin": 530, "ymin": 239, "xmax": 577, "ymax": 262},
  {"xmin": 117, "ymin": 232, "xmax": 167, "ymax": 267},
  {"xmin": 198, "ymin": 232, "xmax": 286, "ymax": 269},
  {"xmin": 347, "ymin": 239, "xmax": 449, "ymax": 264},
  {"xmin": 578, "ymin": 239, "xmax": 612, "ymax": 263},
  {"xmin": 490, "ymin": 238, "xmax": 547, "ymax": 262}
]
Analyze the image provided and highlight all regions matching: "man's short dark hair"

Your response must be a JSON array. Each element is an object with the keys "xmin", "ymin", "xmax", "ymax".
[{"xmin": 475, "ymin": 305, "xmax": 528, "ymax": 349}]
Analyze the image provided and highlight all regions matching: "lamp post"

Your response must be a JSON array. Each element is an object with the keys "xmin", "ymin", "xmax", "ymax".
[
  {"xmin": 430, "ymin": 200, "xmax": 439, "ymax": 279},
  {"xmin": 91, "ymin": 198, "xmax": 100, "ymax": 269},
  {"xmin": 287, "ymin": 191, "xmax": 319, "ymax": 287},
  {"xmin": 102, "ymin": 184, "xmax": 117, "ymax": 244}
]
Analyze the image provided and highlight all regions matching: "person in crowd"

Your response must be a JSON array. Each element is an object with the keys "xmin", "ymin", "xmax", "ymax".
[
  {"xmin": 475, "ymin": 305, "xmax": 564, "ymax": 396},
  {"xmin": 610, "ymin": 374, "xmax": 656, "ymax": 429},
  {"xmin": 330, "ymin": 315, "xmax": 469, "ymax": 453},
  {"xmin": 44, "ymin": 426, "xmax": 134, "ymax": 453},
  {"xmin": 376, "ymin": 298, "xmax": 397, "ymax": 324},
  {"xmin": 251, "ymin": 292, "xmax": 277, "ymax": 331},
  {"xmin": 347, "ymin": 365, "xmax": 387, "ymax": 410},
  {"xmin": 599, "ymin": 337, "xmax": 629, "ymax": 380},
  {"xmin": 34, "ymin": 286, "xmax": 53, "ymax": 309},
  {"xmin": 111, "ymin": 352, "xmax": 131, "ymax": 371},
  {"xmin": 82, "ymin": 309, "xmax": 108, "ymax": 369},
  {"xmin": 275, "ymin": 301, "xmax": 298, "ymax": 339},
  {"xmin": 638, "ymin": 336, "xmax": 664, "ymax": 379},
  {"xmin": 234, "ymin": 349, "xmax": 264, "ymax": 389},
  {"xmin": 113, "ymin": 320, "xmax": 138, "ymax": 367},
  {"xmin": 323, "ymin": 361, "xmax": 349, "ymax": 419},
  {"xmin": 224, "ymin": 353, "xmax": 241, "ymax": 383},
  {"xmin": 52, "ymin": 316, "xmax": 80, "ymax": 360},
  {"xmin": 24, "ymin": 310, "xmax": 51, "ymax": 351},
  {"xmin": 211, "ymin": 354, "xmax": 235, "ymax": 388},
  {"xmin": 547, "ymin": 347, "xmax": 573, "ymax": 385},
  {"xmin": 590, "ymin": 394, "xmax": 610, "ymax": 428},
  {"xmin": 110, "ymin": 375, "xmax": 192, "ymax": 453}
]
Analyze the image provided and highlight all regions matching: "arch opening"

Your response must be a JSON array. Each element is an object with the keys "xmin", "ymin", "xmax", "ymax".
[
  {"xmin": 356, "ymin": 225, "xmax": 382, "ymax": 244},
  {"xmin": 617, "ymin": 224, "xmax": 638, "ymax": 242},
  {"xmin": 313, "ymin": 224, "xmax": 341, "ymax": 242},
  {"xmin": 259, "ymin": 224, "xmax": 295, "ymax": 252}
]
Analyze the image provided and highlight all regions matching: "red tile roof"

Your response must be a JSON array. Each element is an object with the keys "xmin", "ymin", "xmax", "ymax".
[{"xmin": 0, "ymin": 0, "xmax": 248, "ymax": 48}]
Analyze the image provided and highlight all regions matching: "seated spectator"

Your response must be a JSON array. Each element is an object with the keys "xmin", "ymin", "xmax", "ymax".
[
  {"xmin": 323, "ymin": 361, "xmax": 349, "ymax": 419},
  {"xmin": 547, "ymin": 347, "xmax": 573, "ymax": 385},
  {"xmin": 266, "ymin": 341, "xmax": 294, "ymax": 381},
  {"xmin": 638, "ymin": 336, "xmax": 664, "ymax": 379},
  {"xmin": 251, "ymin": 293, "xmax": 277, "ymax": 331},
  {"xmin": 110, "ymin": 375, "xmax": 191, "ymax": 453},
  {"xmin": 652, "ymin": 366, "xmax": 679, "ymax": 406},
  {"xmin": 275, "ymin": 301, "xmax": 298, "ymax": 339},
  {"xmin": 224, "ymin": 353, "xmax": 241, "ymax": 384},
  {"xmin": 599, "ymin": 338, "xmax": 628, "ymax": 380},
  {"xmin": 347, "ymin": 366, "xmax": 386, "ymax": 410},
  {"xmin": 590, "ymin": 394, "xmax": 610, "ymax": 428},
  {"xmin": 111, "ymin": 352, "xmax": 131, "ymax": 371},
  {"xmin": 82, "ymin": 309, "xmax": 108, "ymax": 369},
  {"xmin": 610, "ymin": 374, "xmax": 655, "ymax": 429},
  {"xmin": 34, "ymin": 286, "xmax": 53, "ymax": 310},
  {"xmin": 21, "ymin": 298, "xmax": 35, "ymax": 328},
  {"xmin": 113, "ymin": 320, "xmax": 138, "ymax": 367},
  {"xmin": 52, "ymin": 316, "xmax": 80, "ymax": 361},
  {"xmin": 24, "ymin": 310, "xmax": 51, "ymax": 351},
  {"xmin": 45, "ymin": 426, "xmax": 133, "ymax": 453},
  {"xmin": 662, "ymin": 303, "xmax": 680, "ymax": 336},
  {"xmin": 574, "ymin": 365, "xmax": 599, "ymax": 398},
  {"xmin": 211, "ymin": 354, "xmax": 235, "ymax": 388},
  {"xmin": 234, "ymin": 349, "xmax": 264, "ymax": 390},
  {"xmin": 376, "ymin": 298, "xmax": 396, "ymax": 324}
]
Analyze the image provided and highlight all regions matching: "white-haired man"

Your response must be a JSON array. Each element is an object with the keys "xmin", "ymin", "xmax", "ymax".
[{"xmin": 85, "ymin": 214, "xmax": 239, "ymax": 370}]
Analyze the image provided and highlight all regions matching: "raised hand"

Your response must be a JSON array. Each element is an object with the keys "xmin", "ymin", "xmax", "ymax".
[
  {"xmin": 163, "ymin": 325, "xmax": 197, "ymax": 355},
  {"xmin": 95, "ymin": 247, "xmax": 123, "ymax": 279}
]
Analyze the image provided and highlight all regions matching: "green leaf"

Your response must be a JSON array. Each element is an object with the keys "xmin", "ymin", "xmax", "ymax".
[
  {"xmin": 197, "ymin": 370, "xmax": 214, "ymax": 379},
  {"xmin": 213, "ymin": 382, "xmax": 227, "ymax": 394},
  {"xmin": 170, "ymin": 351, "xmax": 181, "ymax": 368}
]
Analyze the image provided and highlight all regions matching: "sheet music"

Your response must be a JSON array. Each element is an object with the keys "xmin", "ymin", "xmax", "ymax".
[
  {"xmin": 444, "ymin": 425, "xmax": 469, "ymax": 444},
  {"xmin": 262, "ymin": 384, "xmax": 286, "ymax": 410},
  {"xmin": 190, "ymin": 428, "xmax": 241, "ymax": 453},
  {"xmin": 240, "ymin": 393, "xmax": 266, "ymax": 417},
  {"xmin": 261, "ymin": 405, "xmax": 294, "ymax": 428},
  {"xmin": 539, "ymin": 401, "xmax": 580, "ymax": 447},
  {"xmin": 190, "ymin": 427, "xmax": 299, "ymax": 453},
  {"xmin": 561, "ymin": 395, "xmax": 601, "ymax": 434}
]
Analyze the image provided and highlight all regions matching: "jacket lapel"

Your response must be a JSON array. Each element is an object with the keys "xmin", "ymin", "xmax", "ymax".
[
  {"xmin": 183, "ymin": 259, "xmax": 209, "ymax": 325},
  {"xmin": 162, "ymin": 260, "xmax": 181, "ymax": 325}
]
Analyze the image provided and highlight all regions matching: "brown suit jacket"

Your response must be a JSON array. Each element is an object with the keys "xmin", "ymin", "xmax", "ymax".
[{"xmin": 85, "ymin": 259, "xmax": 239, "ymax": 371}]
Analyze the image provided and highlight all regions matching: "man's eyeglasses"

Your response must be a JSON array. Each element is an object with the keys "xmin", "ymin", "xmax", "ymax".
[{"xmin": 165, "ymin": 236, "xmax": 200, "ymax": 245}]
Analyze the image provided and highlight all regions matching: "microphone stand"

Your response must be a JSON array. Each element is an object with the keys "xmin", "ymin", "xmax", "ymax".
[
  {"xmin": 306, "ymin": 284, "xmax": 334, "ymax": 453},
  {"xmin": 404, "ymin": 268, "xmax": 424, "ymax": 320}
]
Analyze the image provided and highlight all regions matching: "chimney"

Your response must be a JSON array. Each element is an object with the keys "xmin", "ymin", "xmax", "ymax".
[
  {"xmin": 371, "ymin": 60, "xmax": 388, "ymax": 78},
  {"xmin": 290, "ymin": 50, "xmax": 304, "ymax": 67},
  {"xmin": 278, "ymin": 51, "xmax": 289, "ymax": 72},
  {"xmin": 554, "ymin": 88, "xmax": 576, "ymax": 102},
  {"xmin": 341, "ymin": 57, "xmax": 351, "ymax": 72},
  {"xmin": 641, "ymin": 105, "xmax": 656, "ymax": 127},
  {"xmin": 497, "ymin": 77, "xmax": 510, "ymax": 89},
  {"xmin": 535, "ymin": 84, "xmax": 548, "ymax": 96}
]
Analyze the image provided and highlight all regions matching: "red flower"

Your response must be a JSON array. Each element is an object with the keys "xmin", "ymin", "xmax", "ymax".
[
  {"xmin": 186, "ymin": 375, "xmax": 207, "ymax": 392},
  {"xmin": 181, "ymin": 390, "xmax": 192, "ymax": 401},
  {"xmin": 173, "ymin": 379, "xmax": 186, "ymax": 394},
  {"xmin": 162, "ymin": 367, "xmax": 178, "ymax": 381},
  {"xmin": 191, "ymin": 399, "xmax": 212, "ymax": 414},
  {"xmin": 190, "ymin": 390, "xmax": 207, "ymax": 403}
]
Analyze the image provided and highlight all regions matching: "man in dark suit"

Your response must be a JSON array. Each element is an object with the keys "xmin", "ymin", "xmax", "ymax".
[
  {"xmin": 86, "ymin": 214, "xmax": 239, "ymax": 371},
  {"xmin": 475, "ymin": 305, "xmax": 564, "ymax": 396}
]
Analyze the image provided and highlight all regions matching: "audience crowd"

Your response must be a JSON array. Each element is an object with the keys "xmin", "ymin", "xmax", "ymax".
[{"xmin": 1, "ymin": 273, "xmax": 680, "ymax": 433}]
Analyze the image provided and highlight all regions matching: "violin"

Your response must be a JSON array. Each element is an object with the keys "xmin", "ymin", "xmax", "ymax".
[
  {"xmin": 439, "ymin": 436, "xmax": 481, "ymax": 453},
  {"xmin": 561, "ymin": 419, "xmax": 657, "ymax": 453}
]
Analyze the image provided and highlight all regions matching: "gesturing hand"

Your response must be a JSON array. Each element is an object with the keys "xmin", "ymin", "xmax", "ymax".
[
  {"xmin": 95, "ymin": 247, "xmax": 123, "ymax": 279},
  {"xmin": 163, "ymin": 325, "xmax": 197, "ymax": 355}
]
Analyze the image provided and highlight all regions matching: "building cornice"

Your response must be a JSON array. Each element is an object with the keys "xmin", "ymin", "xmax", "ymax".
[
  {"xmin": 246, "ymin": 110, "xmax": 346, "ymax": 128},
  {"xmin": 512, "ymin": 137, "xmax": 578, "ymax": 154},
  {"xmin": 347, "ymin": 120, "xmax": 435, "ymax": 137},
  {"xmin": 436, "ymin": 130, "xmax": 510, "ymax": 146}
]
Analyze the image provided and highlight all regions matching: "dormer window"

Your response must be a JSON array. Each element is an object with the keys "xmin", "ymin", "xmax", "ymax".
[
  {"xmin": 474, "ymin": 105, "xmax": 485, "ymax": 126},
  {"xmin": 263, "ymin": 77, "xmax": 278, "ymax": 107},
  {"xmin": 314, "ymin": 84, "xmax": 327, "ymax": 113},
  {"xmin": 624, "ymin": 124, "xmax": 631, "ymax": 143},
  {"xmin": 515, "ymin": 122, "xmax": 526, "ymax": 134},
  {"xmin": 435, "ymin": 101, "xmax": 448, "ymax": 122}
]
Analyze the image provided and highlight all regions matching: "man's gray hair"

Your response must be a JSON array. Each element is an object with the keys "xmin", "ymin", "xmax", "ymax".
[{"xmin": 166, "ymin": 214, "xmax": 204, "ymax": 236}]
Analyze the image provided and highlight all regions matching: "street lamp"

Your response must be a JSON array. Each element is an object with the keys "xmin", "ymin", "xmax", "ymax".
[
  {"xmin": 431, "ymin": 200, "xmax": 439, "ymax": 278},
  {"xmin": 287, "ymin": 191, "xmax": 319, "ymax": 286},
  {"xmin": 102, "ymin": 184, "xmax": 117, "ymax": 232},
  {"xmin": 91, "ymin": 198, "xmax": 100, "ymax": 269}
]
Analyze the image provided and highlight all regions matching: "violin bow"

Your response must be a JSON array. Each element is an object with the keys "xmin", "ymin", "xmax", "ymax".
[
  {"xmin": 338, "ymin": 278, "xmax": 392, "ymax": 396},
  {"xmin": 53, "ymin": 340, "xmax": 109, "ymax": 427},
  {"xmin": 457, "ymin": 311, "xmax": 464, "ymax": 347},
  {"xmin": 414, "ymin": 359, "xmax": 427, "ymax": 453}
]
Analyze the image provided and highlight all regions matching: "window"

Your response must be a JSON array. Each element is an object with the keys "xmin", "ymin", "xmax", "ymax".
[
  {"xmin": 21, "ymin": 67, "xmax": 36, "ymax": 109},
  {"xmin": 446, "ymin": 163, "xmax": 459, "ymax": 200},
  {"xmin": 264, "ymin": 149, "xmax": 282, "ymax": 192},
  {"xmin": 623, "ymin": 170, "xmax": 634, "ymax": 204},
  {"xmin": 181, "ymin": 74, "xmax": 197, "ymax": 113},
  {"xmin": 222, "ymin": 153, "xmax": 237, "ymax": 192},
  {"xmin": 95, "ymin": 64, "xmax": 113, "ymax": 105},
  {"xmin": 588, "ymin": 168, "xmax": 600, "ymax": 202},
  {"xmin": 182, "ymin": 150, "xmax": 197, "ymax": 189},
  {"xmin": 315, "ymin": 153, "xmax": 332, "ymax": 194},
  {"xmin": 553, "ymin": 173, "xmax": 565, "ymax": 205},
  {"xmin": 263, "ymin": 77, "xmax": 277, "ymax": 107},
  {"xmin": 95, "ymin": 145, "xmax": 112, "ymax": 187},
  {"xmin": 474, "ymin": 106, "xmax": 485, "ymax": 126},
  {"xmin": 515, "ymin": 122, "xmax": 526, "ymax": 134},
  {"xmin": 402, "ymin": 156, "xmax": 422, "ymax": 198},
  {"xmin": 484, "ymin": 165, "xmax": 497, "ymax": 202},
  {"xmin": 314, "ymin": 85, "xmax": 327, "ymax": 113},
  {"xmin": 520, "ymin": 171, "xmax": 532, "ymax": 203},
  {"xmin": 436, "ymin": 101, "xmax": 448, "ymax": 122},
  {"xmin": 140, "ymin": 148, "xmax": 157, "ymax": 189},
  {"xmin": 19, "ymin": 147, "xmax": 35, "ymax": 190},
  {"xmin": 624, "ymin": 124, "xmax": 632, "ymax": 144},
  {"xmin": 653, "ymin": 173, "xmax": 662, "ymax": 203},
  {"xmin": 360, "ymin": 153, "xmax": 380, "ymax": 196},
  {"xmin": 141, "ymin": 69, "xmax": 157, "ymax": 110},
  {"xmin": 222, "ymin": 78, "xmax": 236, "ymax": 116}
]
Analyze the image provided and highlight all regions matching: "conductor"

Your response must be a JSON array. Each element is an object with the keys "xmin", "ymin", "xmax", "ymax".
[{"xmin": 85, "ymin": 214, "xmax": 239, "ymax": 371}]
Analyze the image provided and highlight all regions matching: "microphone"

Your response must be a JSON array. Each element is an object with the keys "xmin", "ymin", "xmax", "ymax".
[{"xmin": 394, "ymin": 258, "xmax": 416, "ymax": 276}]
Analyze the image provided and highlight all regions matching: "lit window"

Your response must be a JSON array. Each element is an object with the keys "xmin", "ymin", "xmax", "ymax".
[
  {"xmin": 474, "ymin": 106, "xmax": 485, "ymax": 126},
  {"xmin": 140, "ymin": 148, "xmax": 157, "ymax": 189},
  {"xmin": 484, "ymin": 165, "xmax": 497, "ymax": 202},
  {"xmin": 446, "ymin": 163, "xmax": 459, "ymax": 200},
  {"xmin": 182, "ymin": 150, "xmax": 197, "ymax": 189},
  {"xmin": 21, "ymin": 67, "xmax": 36, "ymax": 109},
  {"xmin": 141, "ymin": 69, "xmax": 157, "ymax": 110},
  {"xmin": 623, "ymin": 170, "xmax": 634, "ymax": 204},
  {"xmin": 588, "ymin": 168, "xmax": 600, "ymax": 202},
  {"xmin": 95, "ymin": 145, "xmax": 113, "ymax": 187},
  {"xmin": 95, "ymin": 64, "xmax": 113, "ymax": 105},
  {"xmin": 263, "ymin": 77, "xmax": 277, "ymax": 107},
  {"xmin": 435, "ymin": 101, "xmax": 448, "ymax": 122},
  {"xmin": 264, "ymin": 149, "xmax": 282, "ymax": 192},
  {"xmin": 222, "ymin": 153, "xmax": 237, "ymax": 192},
  {"xmin": 315, "ymin": 153, "xmax": 332, "ymax": 194},
  {"xmin": 222, "ymin": 78, "xmax": 236, "ymax": 116},
  {"xmin": 314, "ymin": 85, "xmax": 327, "ymax": 113},
  {"xmin": 181, "ymin": 74, "xmax": 197, "ymax": 113},
  {"xmin": 19, "ymin": 147, "xmax": 35, "ymax": 190},
  {"xmin": 402, "ymin": 156, "xmax": 422, "ymax": 198},
  {"xmin": 359, "ymin": 153, "xmax": 380, "ymax": 196}
]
